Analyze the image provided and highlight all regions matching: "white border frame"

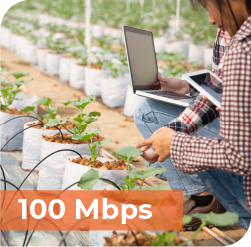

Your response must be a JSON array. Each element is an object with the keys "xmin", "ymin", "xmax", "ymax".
[{"xmin": 182, "ymin": 69, "xmax": 222, "ymax": 109}]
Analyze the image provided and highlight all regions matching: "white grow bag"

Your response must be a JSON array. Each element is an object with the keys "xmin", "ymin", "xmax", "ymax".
[
  {"xmin": 10, "ymin": 93, "xmax": 38, "ymax": 111},
  {"xmin": 59, "ymin": 57, "xmax": 78, "ymax": 82},
  {"xmin": 9, "ymin": 33, "xmax": 18, "ymax": 52},
  {"xmin": 104, "ymin": 27, "xmax": 113, "ymax": 36},
  {"xmin": 101, "ymin": 76, "xmax": 130, "ymax": 108},
  {"xmin": 85, "ymin": 68, "xmax": 111, "ymax": 96},
  {"xmin": 23, "ymin": 42, "xmax": 38, "ymax": 64},
  {"xmin": 188, "ymin": 43, "xmax": 205, "ymax": 64},
  {"xmin": 46, "ymin": 53, "xmax": 62, "ymax": 75},
  {"xmin": 154, "ymin": 36, "xmax": 167, "ymax": 53},
  {"xmin": 69, "ymin": 63, "xmax": 86, "ymax": 89},
  {"xmin": 62, "ymin": 156, "xmax": 134, "ymax": 229},
  {"xmin": 62, "ymin": 156, "xmax": 134, "ymax": 190},
  {"xmin": 0, "ymin": 111, "xmax": 33, "ymax": 151},
  {"xmin": 123, "ymin": 84, "xmax": 144, "ymax": 118},
  {"xmin": 21, "ymin": 121, "xmax": 70, "ymax": 171},
  {"xmin": 37, "ymin": 48, "xmax": 49, "ymax": 71},
  {"xmin": 37, "ymin": 140, "xmax": 101, "ymax": 190},
  {"xmin": 91, "ymin": 25, "xmax": 104, "ymax": 38},
  {"xmin": 165, "ymin": 40, "xmax": 189, "ymax": 59},
  {"xmin": 111, "ymin": 28, "xmax": 122, "ymax": 44}
]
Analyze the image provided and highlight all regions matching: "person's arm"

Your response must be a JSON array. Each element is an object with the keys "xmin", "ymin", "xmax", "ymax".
[
  {"xmin": 171, "ymin": 48, "xmax": 251, "ymax": 176},
  {"xmin": 165, "ymin": 94, "xmax": 219, "ymax": 135}
]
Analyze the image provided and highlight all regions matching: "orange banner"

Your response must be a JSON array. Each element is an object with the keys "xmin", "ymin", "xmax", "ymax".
[{"xmin": 0, "ymin": 190, "xmax": 183, "ymax": 231}]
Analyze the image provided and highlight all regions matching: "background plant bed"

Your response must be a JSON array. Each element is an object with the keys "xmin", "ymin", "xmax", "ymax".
[
  {"xmin": 0, "ymin": 109, "xmax": 33, "ymax": 151},
  {"xmin": 37, "ymin": 133, "xmax": 104, "ymax": 190},
  {"xmin": 21, "ymin": 121, "xmax": 74, "ymax": 171}
]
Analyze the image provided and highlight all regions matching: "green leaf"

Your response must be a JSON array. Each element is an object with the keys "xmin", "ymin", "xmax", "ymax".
[
  {"xmin": 93, "ymin": 139, "xmax": 112, "ymax": 147},
  {"xmin": 61, "ymin": 99, "xmax": 73, "ymax": 106},
  {"xmin": 83, "ymin": 117, "xmax": 98, "ymax": 124},
  {"xmin": 130, "ymin": 167, "xmax": 167, "ymax": 180},
  {"xmin": 118, "ymin": 184, "xmax": 128, "ymax": 190},
  {"xmin": 183, "ymin": 215, "xmax": 193, "ymax": 225},
  {"xmin": 123, "ymin": 175, "xmax": 138, "ymax": 190},
  {"xmin": 73, "ymin": 127, "xmax": 101, "ymax": 141},
  {"xmin": 8, "ymin": 72, "xmax": 29, "ymax": 79},
  {"xmin": 112, "ymin": 146, "xmax": 143, "ymax": 163},
  {"xmin": 33, "ymin": 97, "xmax": 53, "ymax": 106},
  {"xmin": 0, "ymin": 68, "xmax": 8, "ymax": 75},
  {"xmin": 88, "ymin": 111, "xmax": 101, "ymax": 117},
  {"xmin": 49, "ymin": 106, "xmax": 58, "ymax": 113},
  {"xmin": 20, "ymin": 106, "xmax": 35, "ymax": 113},
  {"xmin": 77, "ymin": 169, "xmax": 99, "ymax": 190},
  {"xmin": 73, "ymin": 114, "xmax": 84, "ymax": 124},
  {"xmin": 71, "ymin": 95, "xmax": 96, "ymax": 110},
  {"xmin": 133, "ymin": 185, "xmax": 170, "ymax": 191},
  {"xmin": 41, "ymin": 118, "xmax": 67, "ymax": 131},
  {"xmin": 72, "ymin": 133, "xmax": 84, "ymax": 140},
  {"xmin": 192, "ymin": 212, "xmax": 239, "ymax": 226}
]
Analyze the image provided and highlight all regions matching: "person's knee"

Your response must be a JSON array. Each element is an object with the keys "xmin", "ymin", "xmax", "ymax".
[{"xmin": 134, "ymin": 98, "xmax": 149, "ymax": 126}]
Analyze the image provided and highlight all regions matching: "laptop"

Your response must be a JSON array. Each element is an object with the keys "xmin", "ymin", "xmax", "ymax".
[{"xmin": 123, "ymin": 26, "xmax": 194, "ymax": 107}]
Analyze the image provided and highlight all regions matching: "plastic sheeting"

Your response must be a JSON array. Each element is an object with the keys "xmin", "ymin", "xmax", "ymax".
[
  {"xmin": 101, "ymin": 76, "xmax": 130, "ymax": 108},
  {"xmin": 85, "ymin": 68, "xmax": 111, "ymax": 96}
]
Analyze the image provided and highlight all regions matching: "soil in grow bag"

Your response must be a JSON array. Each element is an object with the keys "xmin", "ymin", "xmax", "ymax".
[
  {"xmin": 71, "ymin": 157, "xmax": 128, "ymax": 170},
  {"xmin": 104, "ymin": 231, "xmax": 189, "ymax": 246},
  {"xmin": 0, "ymin": 108, "xmax": 29, "ymax": 115},
  {"xmin": 42, "ymin": 132, "xmax": 104, "ymax": 144},
  {"xmin": 27, "ymin": 120, "xmax": 74, "ymax": 130}
]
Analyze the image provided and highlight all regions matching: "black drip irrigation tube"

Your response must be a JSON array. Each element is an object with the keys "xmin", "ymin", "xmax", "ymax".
[
  {"xmin": 0, "ymin": 116, "xmax": 43, "ymax": 125},
  {"xmin": 1, "ymin": 123, "xmax": 65, "ymax": 151},
  {"xmin": 1, "ymin": 152, "xmax": 139, "ymax": 246}
]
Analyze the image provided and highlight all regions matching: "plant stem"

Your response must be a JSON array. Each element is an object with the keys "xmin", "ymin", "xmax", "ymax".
[
  {"xmin": 140, "ymin": 178, "xmax": 145, "ymax": 188},
  {"xmin": 61, "ymin": 105, "xmax": 66, "ymax": 118},
  {"xmin": 179, "ymin": 223, "xmax": 206, "ymax": 246},
  {"xmin": 62, "ymin": 124, "xmax": 74, "ymax": 134},
  {"xmin": 32, "ymin": 111, "xmax": 45, "ymax": 125}
]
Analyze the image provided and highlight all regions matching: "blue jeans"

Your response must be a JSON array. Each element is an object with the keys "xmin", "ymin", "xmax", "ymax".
[
  {"xmin": 134, "ymin": 98, "xmax": 220, "ymax": 196},
  {"xmin": 199, "ymin": 170, "xmax": 251, "ymax": 230}
]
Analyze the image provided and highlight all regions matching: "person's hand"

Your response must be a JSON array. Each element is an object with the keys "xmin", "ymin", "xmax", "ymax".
[
  {"xmin": 135, "ymin": 127, "xmax": 176, "ymax": 163},
  {"xmin": 202, "ymin": 95, "xmax": 221, "ymax": 111},
  {"xmin": 158, "ymin": 73, "xmax": 190, "ymax": 95}
]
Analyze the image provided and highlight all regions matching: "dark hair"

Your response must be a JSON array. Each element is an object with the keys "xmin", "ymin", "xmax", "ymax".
[{"xmin": 190, "ymin": 0, "xmax": 251, "ymax": 15}]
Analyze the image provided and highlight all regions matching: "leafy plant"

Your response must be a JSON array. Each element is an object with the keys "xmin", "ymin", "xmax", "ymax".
[
  {"xmin": 140, "ymin": 212, "xmax": 239, "ymax": 246},
  {"xmin": 45, "ymin": 37, "xmax": 66, "ymax": 54},
  {"xmin": 102, "ymin": 56, "xmax": 128, "ymax": 78},
  {"xmin": 0, "ymin": 72, "xmax": 32, "ymax": 112},
  {"xmin": 77, "ymin": 146, "xmax": 167, "ymax": 190}
]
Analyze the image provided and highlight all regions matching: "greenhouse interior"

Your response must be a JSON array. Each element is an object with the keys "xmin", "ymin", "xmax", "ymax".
[{"xmin": 0, "ymin": 0, "xmax": 250, "ymax": 246}]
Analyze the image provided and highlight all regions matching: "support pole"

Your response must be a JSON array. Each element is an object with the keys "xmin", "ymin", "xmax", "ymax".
[{"xmin": 85, "ymin": 0, "xmax": 92, "ymax": 67}]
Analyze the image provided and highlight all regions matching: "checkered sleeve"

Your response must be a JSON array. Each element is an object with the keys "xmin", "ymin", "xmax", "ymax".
[
  {"xmin": 170, "ymin": 39, "xmax": 251, "ymax": 178},
  {"xmin": 165, "ymin": 95, "xmax": 219, "ymax": 135}
]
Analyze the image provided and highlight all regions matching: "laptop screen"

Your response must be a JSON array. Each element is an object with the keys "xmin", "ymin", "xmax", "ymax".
[{"xmin": 124, "ymin": 26, "xmax": 160, "ymax": 92}]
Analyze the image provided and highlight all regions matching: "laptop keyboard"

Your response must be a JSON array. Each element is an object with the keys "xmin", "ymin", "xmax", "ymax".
[{"xmin": 148, "ymin": 91, "xmax": 193, "ymax": 100}]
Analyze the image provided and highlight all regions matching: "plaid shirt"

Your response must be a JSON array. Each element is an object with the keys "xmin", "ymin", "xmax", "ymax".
[
  {"xmin": 171, "ymin": 16, "xmax": 251, "ymax": 210},
  {"xmin": 166, "ymin": 28, "xmax": 234, "ymax": 135}
]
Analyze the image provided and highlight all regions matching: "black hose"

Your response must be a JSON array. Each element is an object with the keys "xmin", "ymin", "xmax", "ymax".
[
  {"xmin": 1, "ymin": 123, "xmax": 65, "ymax": 151},
  {"xmin": 18, "ymin": 149, "xmax": 83, "ymax": 190},
  {"xmin": 0, "ymin": 164, "xmax": 7, "ymax": 208},
  {"xmin": 1, "ymin": 116, "xmax": 43, "ymax": 125}
]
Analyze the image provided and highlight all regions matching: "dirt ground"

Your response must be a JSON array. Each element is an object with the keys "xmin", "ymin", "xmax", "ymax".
[{"xmin": 1, "ymin": 46, "xmax": 248, "ymax": 246}]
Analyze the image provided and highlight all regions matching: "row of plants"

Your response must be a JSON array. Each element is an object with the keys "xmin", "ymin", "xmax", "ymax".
[
  {"xmin": 0, "ymin": 68, "xmax": 239, "ymax": 246},
  {"xmin": 6, "ymin": 0, "xmax": 217, "ymax": 47}
]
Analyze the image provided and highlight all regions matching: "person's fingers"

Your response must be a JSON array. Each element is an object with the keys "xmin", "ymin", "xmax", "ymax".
[
  {"xmin": 140, "ymin": 144, "xmax": 151, "ymax": 152},
  {"xmin": 142, "ymin": 152, "xmax": 159, "ymax": 164},
  {"xmin": 135, "ymin": 138, "xmax": 153, "ymax": 149},
  {"xmin": 158, "ymin": 156, "xmax": 165, "ymax": 163},
  {"xmin": 158, "ymin": 73, "xmax": 168, "ymax": 82}
]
